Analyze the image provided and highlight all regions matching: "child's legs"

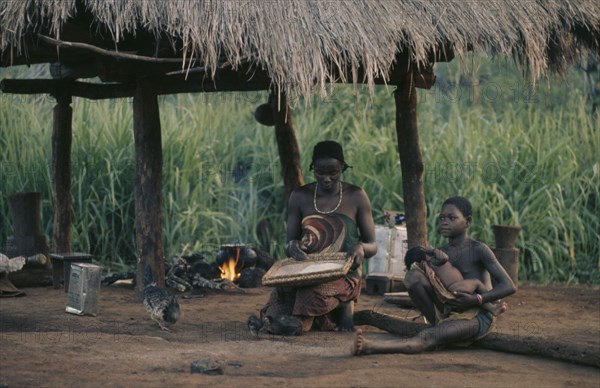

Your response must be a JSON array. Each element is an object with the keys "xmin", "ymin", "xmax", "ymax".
[
  {"xmin": 447, "ymin": 279, "xmax": 488, "ymax": 295},
  {"xmin": 483, "ymin": 301, "xmax": 508, "ymax": 316},
  {"xmin": 405, "ymin": 269, "xmax": 443, "ymax": 324}
]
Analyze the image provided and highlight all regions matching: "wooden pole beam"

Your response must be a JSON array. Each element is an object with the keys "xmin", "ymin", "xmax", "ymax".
[
  {"xmin": 394, "ymin": 70, "xmax": 427, "ymax": 248},
  {"xmin": 1, "ymin": 58, "xmax": 436, "ymax": 101},
  {"xmin": 37, "ymin": 34, "xmax": 185, "ymax": 64},
  {"xmin": 271, "ymin": 90, "xmax": 304, "ymax": 200},
  {"xmin": 51, "ymin": 91, "xmax": 73, "ymax": 254},
  {"xmin": 133, "ymin": 79, "xmax": 165, "ymax": 299},
  {"xmin": 1, "ymin": 76, "xmax": 270, "ymax": 100},
  {"xmin": 0, "ymin": 79, "xmax": 135, "ymax": 99}
]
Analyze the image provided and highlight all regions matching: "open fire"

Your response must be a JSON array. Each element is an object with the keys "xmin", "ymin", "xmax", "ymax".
[
  {"xmin": 219, "ymin": 246, "xmax": 242, "ymax": 282},
  {"xmin": 130, "ymin": 243, "xmax": 272, "ymax": 291}
]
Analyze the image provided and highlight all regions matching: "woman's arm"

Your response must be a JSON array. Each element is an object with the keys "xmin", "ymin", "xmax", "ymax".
[
  {"xmin": 477, "ymin": 245, "xmax": 516, "ymax": 303},
  {"xmin": 285, "ymin": 189, "xmax": 309, "ymax": 260},
  {"xmin": 449, "ymin": 245, "xmax": 516, "ymax": 307},
  {"xmin": 347, "ymin": 188, "xmax": 377, "ymax": 269}
]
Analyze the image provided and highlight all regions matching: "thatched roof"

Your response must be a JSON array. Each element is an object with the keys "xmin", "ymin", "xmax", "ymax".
[{"xmin": 1, "ymin": 0, "xmax": 598, "ymax": 99}]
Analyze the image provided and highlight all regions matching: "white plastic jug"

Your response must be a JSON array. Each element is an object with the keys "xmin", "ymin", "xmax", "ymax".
[{"xmin": 368, "ymin": 225, "xmax": 408, "ymax": 280}]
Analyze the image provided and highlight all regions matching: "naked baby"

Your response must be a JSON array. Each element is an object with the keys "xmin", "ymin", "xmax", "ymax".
[{"xmin": 404, "ymin": 246, "xmax": 507, "ymax": 317}]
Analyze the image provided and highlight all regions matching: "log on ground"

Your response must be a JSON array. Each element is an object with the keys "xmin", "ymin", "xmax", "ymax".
[{"xmin": 354, "ymin": 310, "xmax": 599, "ymax": 368}]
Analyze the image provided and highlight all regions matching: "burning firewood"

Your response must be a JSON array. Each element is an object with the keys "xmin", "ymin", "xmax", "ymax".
[
  {"xmin": 192, "ymin": 274, "xmax": 245, "ymax": 292},
  {"xmin": 166, "ymin": 274, "xmax": 193, "ymax": 292},
  {"xmin": 216, "ymin": 244, "xmax": 258, "ymax": 282},
  {"xmin": 103, "ymin": 243, "xmax": 271, "ymax": 293}
]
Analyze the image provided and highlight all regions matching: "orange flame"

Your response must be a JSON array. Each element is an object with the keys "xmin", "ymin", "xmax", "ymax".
[{"xmin": 219, "ymin": 247, "xmax": 242, "ymax": 282}]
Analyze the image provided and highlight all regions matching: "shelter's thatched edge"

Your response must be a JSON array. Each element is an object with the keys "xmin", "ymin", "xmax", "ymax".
[{"xmin": 1, "ymin": 0, "xmax": 598, "ymax": 101}]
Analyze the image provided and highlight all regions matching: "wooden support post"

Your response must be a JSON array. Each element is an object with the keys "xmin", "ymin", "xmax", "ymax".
[
  {"xmin": 51, "ymin": 92, "xmax": 73, "ymax": 253},
  {"xmin": 133, "ymin": 80, "xmax": 165, "ymax": 299},
  {"xmin": 271, "ymin": 91, "xmax": 304, "ymax": 200},
  {"xmin": 394, "ymin": 71, "xmax": 427, "ymax": 248}
]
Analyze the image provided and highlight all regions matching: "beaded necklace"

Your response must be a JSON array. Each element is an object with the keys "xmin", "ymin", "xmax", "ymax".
[{"xmin": 313, "ymin": 182, "xmax": 343, "ymax": 214}]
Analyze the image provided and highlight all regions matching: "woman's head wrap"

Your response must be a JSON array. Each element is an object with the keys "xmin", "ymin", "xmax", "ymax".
[{"xmin": 310, "ymin": 140, "xmax": 351, "ymax": 171}]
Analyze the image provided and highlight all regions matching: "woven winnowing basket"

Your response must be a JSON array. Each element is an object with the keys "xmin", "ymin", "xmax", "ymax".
[{"xmin": 262, "ymin": 252, "xmax": 352, "ymax": 287}]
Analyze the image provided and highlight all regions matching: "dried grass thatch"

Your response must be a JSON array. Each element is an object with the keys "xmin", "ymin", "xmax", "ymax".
[{"xmin": 1, "ymin": 0, "xmax": 598, "ymax": 99}]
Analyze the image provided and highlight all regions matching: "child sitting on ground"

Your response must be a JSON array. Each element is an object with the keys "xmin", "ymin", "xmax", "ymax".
[{"xmin": 404, "ymin": 246, "xmax": 507, "ymax": 316}]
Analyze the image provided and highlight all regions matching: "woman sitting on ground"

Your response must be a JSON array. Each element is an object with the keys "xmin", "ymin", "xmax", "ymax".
[{"xmin": 254, "ymin": 140, "xmax": 377, "ymax": 334}]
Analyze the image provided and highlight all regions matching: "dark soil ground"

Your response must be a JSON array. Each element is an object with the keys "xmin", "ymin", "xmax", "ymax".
[{"xmin": 1, "ymin": 282, "xmax": 598, "ymax": 387}]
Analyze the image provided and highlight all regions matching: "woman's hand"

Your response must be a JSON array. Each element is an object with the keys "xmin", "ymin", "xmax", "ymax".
[
  {"xmin": 347, "ymin": 243, "xmax": 365, "ymax": 270},
  {"xmin": 447, "ymin": 291, "xmax": 479, "ymax": 309},
  {"xmin": 286, "ymin": 240, "xmax": 309, "ymax": 260}
]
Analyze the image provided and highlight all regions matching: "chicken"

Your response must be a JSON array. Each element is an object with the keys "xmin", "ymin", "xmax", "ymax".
[
  {"xmin": 142, "ymin": 265, "xmax": 180, "ymax": 331},
  {"xmin": 0, "ymin": 254, "xmax": 26, "ymax": 274}
]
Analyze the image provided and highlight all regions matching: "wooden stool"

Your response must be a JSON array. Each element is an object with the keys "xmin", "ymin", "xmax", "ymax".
[{"xmin": 50, "ymin": 253, "xmax": 93, "ymax": 292}]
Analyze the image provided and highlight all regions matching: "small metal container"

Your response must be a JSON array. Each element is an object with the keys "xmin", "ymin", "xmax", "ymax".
[{"xmin": 66, "ymin": 263, "xmax": 102, "ymax": 316}]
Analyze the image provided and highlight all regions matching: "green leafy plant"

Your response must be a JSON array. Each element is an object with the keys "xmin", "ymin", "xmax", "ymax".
[{"xmin": 1, "ymin": 55, "xmax": 598, "ymax": 282}]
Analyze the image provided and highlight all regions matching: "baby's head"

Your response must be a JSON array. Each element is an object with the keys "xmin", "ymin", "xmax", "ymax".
[{"xmin": 404, "ymin": 246, "xmax": 429, "ymax": 270}]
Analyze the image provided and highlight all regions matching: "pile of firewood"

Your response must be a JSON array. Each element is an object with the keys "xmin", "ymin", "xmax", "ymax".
[{"xmin": 102, "ymin": 247, "xmax": 275, "ymax": 291}]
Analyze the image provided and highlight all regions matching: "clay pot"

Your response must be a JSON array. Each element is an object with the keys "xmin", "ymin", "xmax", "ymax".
[
  {"xmin": 7, "ymin": 192, "xmax": 49, "ymax": 260},
  {"xmin": 492, "ymin": 224, "xmax": 522, "ymax": 249},
  {"xmin": 8, "ymin": 192, "xmax": 42, "ymax": 237},
  {"xmin": 254, "ymin": 103, "xmax": 275, "ymax": 126},
  {"xmin": 6, "ymin": 192, "xmax": 51, "ymax": 286}
]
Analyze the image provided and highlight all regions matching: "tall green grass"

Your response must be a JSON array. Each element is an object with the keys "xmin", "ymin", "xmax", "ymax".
[{"xmin": 1, "ymin": 57, "xmax": 598, "ymax": 283}]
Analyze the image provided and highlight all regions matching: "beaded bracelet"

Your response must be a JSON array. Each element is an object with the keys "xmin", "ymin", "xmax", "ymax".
[{"xmin": 476, "ymin": 293, "xmax": 483, "ymax": 305}]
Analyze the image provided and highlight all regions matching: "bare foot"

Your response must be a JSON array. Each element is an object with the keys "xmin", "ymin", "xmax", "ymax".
[
  {"xmin": 337, "ymin": 301, "xmax": 355, "ymax": 332},
  {"xmin": 351, "ymin": 329, "xmax": 368, "ymax": 356},
  {"xmin": 352, "ymin": 329, "xmax": 425, "ymax": 355},
  {"xmin": 488, "ymin": 301, "xmax": 508, "ymax": 317},
  {"xmin": 300, "ymin": 316, "xmax": 314, "ymax": 333}
]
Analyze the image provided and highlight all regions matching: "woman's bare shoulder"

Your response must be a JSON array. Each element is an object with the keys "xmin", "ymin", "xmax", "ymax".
[
  {"xmin": 291, "ymin": 183, "xmax": 316, "ymax": 197},
  {"xmin": 466, "ymin": 239, "xmax": 494, "ymax": 256},
  {"xmin": 466, "ymin": 238, "xmax": 487, "ymax": 247},
  {"xmin": 343, "ymin": 182, "xmax": 367, "ymax": 196}
]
